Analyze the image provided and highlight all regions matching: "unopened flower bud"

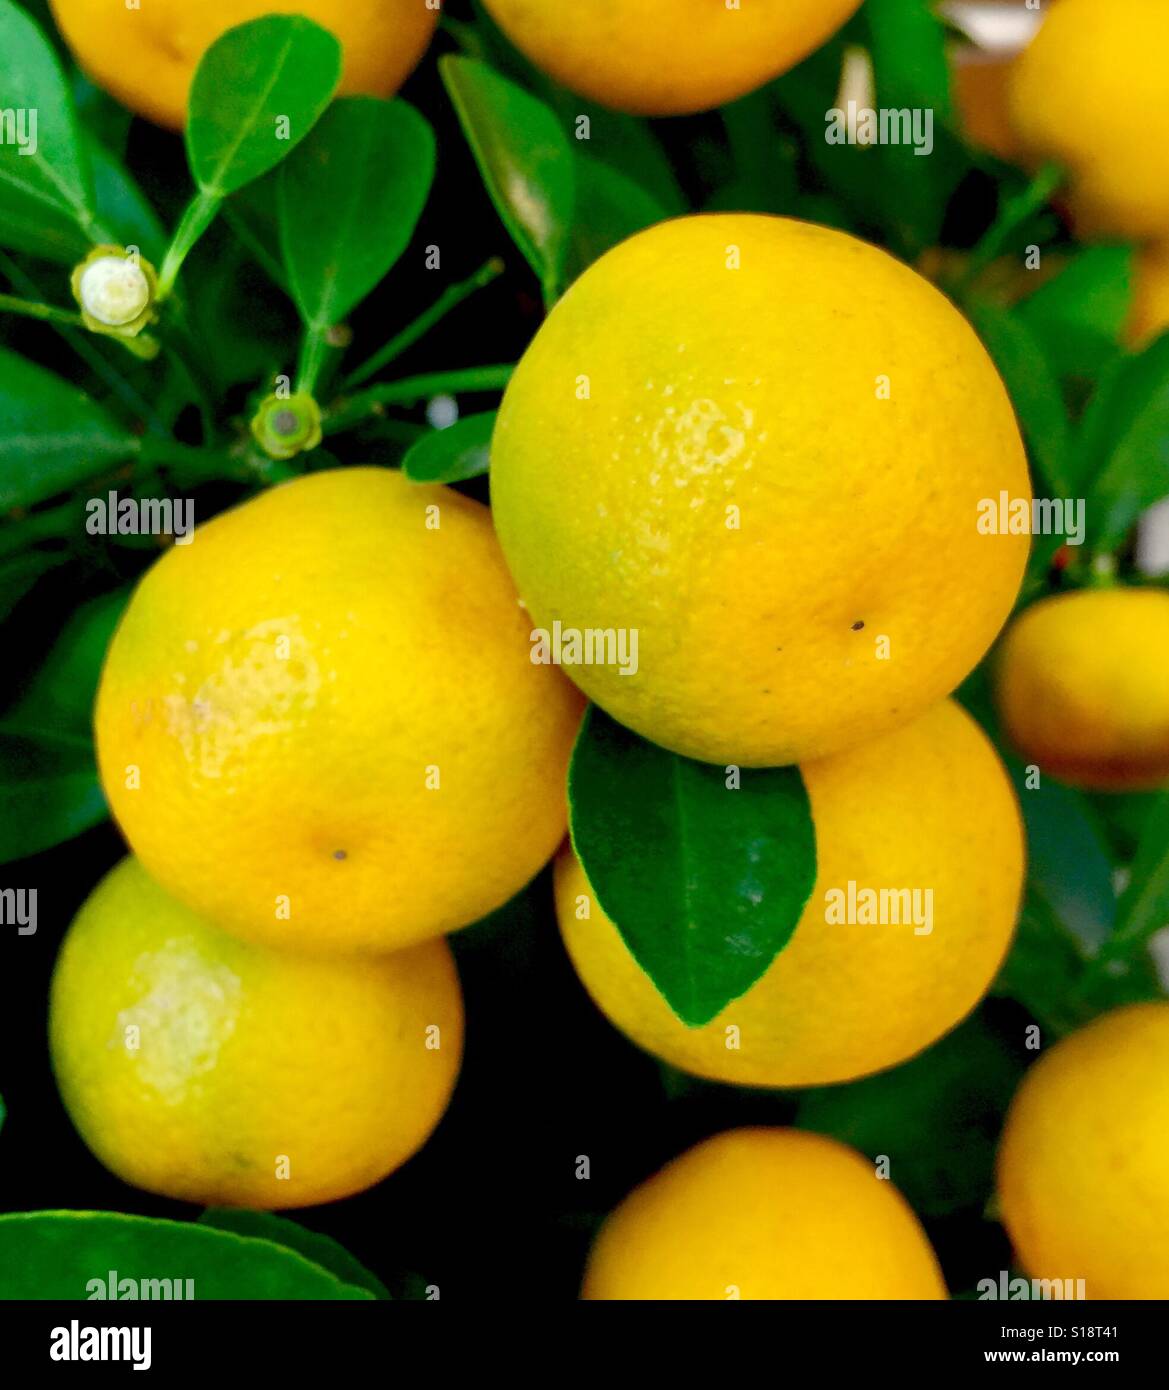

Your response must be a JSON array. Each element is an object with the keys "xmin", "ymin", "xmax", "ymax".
[{"xmin": 71, "ymin": 246, "xmax": 158, "ymax": 340}]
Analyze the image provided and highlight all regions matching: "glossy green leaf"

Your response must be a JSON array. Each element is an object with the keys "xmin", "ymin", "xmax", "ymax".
[
  {"xmin": 967, "ymin": 299, "xmax": 1074, "ymax": 500},
  {"xmin": 565, "ymin": 155, "xmax": 667, "ymax": 282},
  {"xmin": 797, "ymin": 1013, "xmax": 1025, "ymax": 1217},
  {"xmin": 198, "ymin": 1210, "xmax": 389, "ymax": 1299},
  {"xmin": 279, "ymin": 97, "xmax": 435, "ymax": 329},
  {"xmin": 402, "ymin": 411, "xmax": 495, "ymax": 483},
  {"xmin": 187, "ymin": 15, "xmax": 343, "ymax": 197},
  {"xmin": 568, "ymin": 707, "xmax": 817, "ymax": 1026},
  {"xmin": 0, "ymin": 729, "xmax": 106, "ymax": 864},
  {"xmin": 0, "ymin": 347, "xmax": 139, "ymax": 510},
  {"xmin": 1018, "ymin": 245, "xmax": 1134, "ymax": 379},
  {"xmin": 0, "ymin": 1212, "xmax": 374, "ymax": 1299},
  {"xmin": 0, "ymin": 0, "xmax": 103, "ymax": 249},
  {"xmin": 441, "ymin": 55, "xmax": 574, "ymax": 298},
  {"xmin": 1079, "ymin": 334, "xmax": 1169, "ymax": 547}
]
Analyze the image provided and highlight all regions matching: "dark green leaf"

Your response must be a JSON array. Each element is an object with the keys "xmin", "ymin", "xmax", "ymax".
[
  {"xmin": 1018, "ymin": 245, "xmax": 1134, "ymax": 379},
  {"xmin": 0, "ymin": 729, "xmax": 106, "ymax": 864},
  {"xmin": 87, "ymin": 138, "xmax": 167, "ymax": 263},
  {"xmin": 565, "ymin": 155, "xmax": 667, "ymax": 282},
  {"xmin": 568, "ymin": 707, "xmax": 817, "ymax": 1027},
  {"xmin": 0, "ymin": 550, "xmax": 63, "ymax": 623},
  {"xmin": 0, "ymin": 1212, "xmax": 374, "ymax": 1299},
  {"xmin": 0, "ymin": 347, "xmax": 139, "ymax": 510},
  {"xmin": 1013, "ymin": 771, "xmax": 1116, "ymax": 953},
  {"xmin": 279, "ymin": 97, "xmax": 435, "ymax": 329},
  {"xmin": 187, "ymin": 15, "xmax": 343, "ymax": 197},
  {"xmin": 441, "ymin": 56, "xmax": 574, "ymax": 299},
  {"xmin": 797, "ymin": 1013, "xmax": 1025, "ymax": 1217},
  {"xmin": 402, "ymin": 411, "xmax": 495, "ymax": 483},
  {"xmin": 3, "ymin": 587, "xmax": 130, "ymax": 734},
  {"xmin": 864, "ymin": 0, "xmax": 955, "ymax": 121},
  {"xmin": 967, "ymin": 300, "xmax": 1074, "ymax": 499},
  {"xmin": 198, "ymin": 1210, "xmax": 389, "ymax": 1299},
  {"xmin": 0, "ymin": 0, "xmax": 102, "ymax": 247},
  {"xmin": 1103, "ymin": 792, "xmax": 1169, "ymax": 965},
  {"xmin": 1079, "ymin": 334, "xmax": 1169, "ymax": 547}
]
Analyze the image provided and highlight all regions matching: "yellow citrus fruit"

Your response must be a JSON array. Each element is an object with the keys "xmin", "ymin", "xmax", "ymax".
[
  {"xmin": 95, "ymin": 468, "xmax": 584, "ymax": 955},
  {"xmin": 994, "ymin": 587, "xmax": 1169, "ymax": 791},
  {"xmin": 49, "ymin": 857, "xmax": 463, "ymax": 1209},
  {"xmin": 480, "ymin": 0, "xmax": 863, "ymax": 117},
  {"xmin": 997, "ymin": 1002, "xmax": 1169, "ymax": 1299},
  {"xmin": 556, "ymin": 699, "xmax": 1022, "ymax": 1087},
  {"xmin": 492, "ymin": 214, "xmax": 1030, "ymax": 768},
  {"xmin": 582, "ymin": 1128, "xmax": 947, "ymax": 1300},
  {"xmin": 1127, "ymin": 242, "xmax": 1169, "ymax": 349},
  {"xmin": 1008, "ymin": 0, "xmax": 1169, "ymax": 240},
  {"xmin": 49, "ymin": 0, "xmax": 438, "ymax": 131}
]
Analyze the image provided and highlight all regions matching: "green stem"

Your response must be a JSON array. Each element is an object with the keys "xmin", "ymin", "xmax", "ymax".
[
  {"xmin": 296, "ymin": 323, "xmax": 330, "ymax": 396},
  {"xmin": 954, "ymin": 163, "xmax": 1064, "ymax": 298},
  {"xmin": 136, "ymin": 435, "xmax": 242, "ymax": 487},
  {"xmin": 324, "ymin": 364, "xmax": 515, "ymax": 436},
  {"xmin": 0, "ymin": 293, "xmax": 84, "ymax": 327},
  {"xmin": 157, "ymin": 189, "xmax": 223, "ymax": 300},
  {"xmin": 342, "ymin": 258, "xmax": 506, "ymax": 390}
]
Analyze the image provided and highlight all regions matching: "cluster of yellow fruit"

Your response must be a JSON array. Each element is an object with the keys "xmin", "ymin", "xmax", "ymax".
[{"xmin": 44, "ymin": 0, "xmax": 1168, "ymax": 1301}]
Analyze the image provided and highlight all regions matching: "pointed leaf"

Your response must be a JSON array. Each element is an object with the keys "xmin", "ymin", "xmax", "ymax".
[
  {"xmin": 440, "ymin": 56, "xmax": 574, "ymax": 298},
  {"xmin": 198, "ymin": 1210, "xmax": 390, "ymax": 1299},
  {"xmin": 568, "ymin": 707, "xmax": 817, "ymax": 1026}
]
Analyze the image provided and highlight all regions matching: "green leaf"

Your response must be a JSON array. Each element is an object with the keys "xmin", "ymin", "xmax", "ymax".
[
  {"xmin": 402, "ymin": 411, "xmax": 495, "ymax": 483},
  {"xmin": 441, "ymin": 55, "xmax": 575, "ymax": 299},
  {"xmin": 279, "ymin": 97, "xmax": 435, "ymax": 329},
  {"xmin": 1101, "ymin": 792, "xmax": 1169, "ymax": 967},
  {"xmin": 863, "ymin": 0, "xmax": 964, "ymax": 254},
  {"xmin": 797, "ymin": 1013, "xmax": 1025, "ymax": 1217},
  {"xmin": 565, "ymin": 155, "xmax": 667, "ymax": 283},
  {"xmin": 992, "ymin": 886, "xmax": 1094, "ymax": 1038},
  {"xmin": 0, "ymin": 347, "xmax": 139, "ymax": 510},
  {"xmin": 1079, "ymin": 334, "xmax": 1169, "ymax": 548},
  {"xmin": 186, "ymin": 15, "xmax": 343, "ymax": 198},
  {"xmin": 0, "ymin": 550, "xmax": 63, "ymax": 623},
  {"xmin": 568, "ymin": 707, "xmax": 817, "ymax": 1027},
  {"xmin": 967, "ymin": 300, "xmax": 1074, "ymax": 500},
  {"xmin": 864, "ymin": 0, "xmax": 955, "ymax": 121},
  {"xmin": 87, "ymin": 138, "xmax": 167, "ymax": 263},
  {"xmin": 198, "ymin": 1210, "xmax": 389, "ymax": 1299},
  {"xmin": 1013, "ymin": 772, "xmax": 1116, "ymax": 954},
  {"xmin": 4, "ymin": 587, "xmax": 130, "ymax": 734},
  {"xmin": 1018, "ymin": 245, "xmax": 1134, "ymax": 380},
  {"xmin": 0, "ymin": 0, "xmax": 102, "ymax": 249},
  {"xmin": 0, "ymin": 1212, "xmax": 374, "ymax": 1299},
  {"xmin": 0, "ymin": 729, "xmax": 106, "ymax": 864}
]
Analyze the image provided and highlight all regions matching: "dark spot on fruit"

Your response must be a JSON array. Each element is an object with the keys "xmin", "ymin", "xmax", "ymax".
[
  {"xmin": 851, "ymin": 620, "xmax": 865, "ymax": 631},
  {"xmin": 333, "ymin": 850, "xmax": 347, "ymax": 861}
]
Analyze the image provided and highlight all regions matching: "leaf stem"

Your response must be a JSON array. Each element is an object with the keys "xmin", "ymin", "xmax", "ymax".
[
  {"xmin": 341, "ymin": 257, "xmax": 505, "ymax": 390},
  {"xmin": 296, "ymin": 323, "xmax": 331, "ymax": 396},
  {"xmin": 0, "ymin": 293, "xmax": 85, "ymax": 327},
  {"xmin": 323, "ymin": 363, "xmax": 515, "ymax": 436},
  {"xmin": 157, "ymin": 189, "xmax": 223, "ymax": 300}
]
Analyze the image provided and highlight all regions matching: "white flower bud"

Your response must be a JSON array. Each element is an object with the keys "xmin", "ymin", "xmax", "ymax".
[{"xmin": 77, "ymin": 256, "xmax": 151, "ymax": 328}]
